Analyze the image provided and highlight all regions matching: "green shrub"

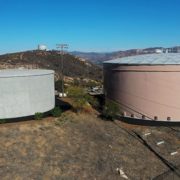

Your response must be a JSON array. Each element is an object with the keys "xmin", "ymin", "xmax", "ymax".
[
  {"xmin": 0, "ymin": 119, "xmax": 6, "ymax": 124},
  {"xmin": 67, "ymin": 86, "xmax": 86, "ymax": 98},
  {"xmin": 67, "ymin": 86, "xmax": 87, "ymax": 112},
  {"xmin": 72, "ymin": 98, "xmax": 87, "ymax": 112},
  {"xmin": 67, "ymin": 86, "xmax": 100, "ymax": 112},
  {"xmin": 84, "ymin": 94, "xmax": 99, "ymax": 108},
  {"xmin": 86, "ymin": 80, "xmax": 99, "ymax": 88},
  {"xmin": 34, "ymin": 112, "xmax": 44, "ymax": 120},
  {"xmin": 51, "ymin": 107, "xmax": 62, "ymax": 117},
  {"xmin": 102, "ymin": 99, "xmax": 119, "ymax": 120}
]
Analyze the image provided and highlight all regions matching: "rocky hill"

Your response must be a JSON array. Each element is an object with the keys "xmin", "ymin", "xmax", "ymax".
[
  {"xmin": 0, "ymin": 50, "xmax": 102, "ymax": 81},
  {"xmin": 71, "ymin": 46, "xmax": 180, "ymax": 64}
]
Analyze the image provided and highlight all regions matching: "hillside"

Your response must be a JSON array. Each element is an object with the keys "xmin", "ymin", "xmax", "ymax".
[
  {"xmin": 71, "ymin": 46, "xmax": 180, "ymax": 64},
  {"xmin": 0, "ymin": 50, "xmax": 102, "ymax": 81}
]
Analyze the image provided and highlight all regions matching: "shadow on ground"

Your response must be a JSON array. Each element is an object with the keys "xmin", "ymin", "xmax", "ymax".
[
  {"xmin": 118, "ymin": 117, "xmax": 180, "ymax": 127},
  {"xmin": 55, "ymin": 96, "xmax": 72, "ymax": 111}
]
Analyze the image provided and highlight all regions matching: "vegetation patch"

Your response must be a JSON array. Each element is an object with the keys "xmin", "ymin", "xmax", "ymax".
[
  {"xmin": 0, "ymin": 119, "xmax": 6, "ymax": 124},
  {"xmin": 34, "ymin": 112, "xmax": 44, "ymax": 120},
  {"xmin": 51, "ymin": 107, "xmax": 62, "ymax": 117},
  {"xmin": 84, "ymin": 94, "xmax": 99, "ymax": 109},
  {"xmin": 67, "ymin": 86, "xmax": 98, "ymax": 113},
  {"xmin": 102, "ymin": 99, "xmax": 120, "ymax": 120},
  {"xmin": 55, "ymin": 113, "xmax": 71, "ymax": 126}
]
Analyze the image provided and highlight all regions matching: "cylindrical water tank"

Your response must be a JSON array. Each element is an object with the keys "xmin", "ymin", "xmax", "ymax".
[
  {"xmin": 104, "ymin": 53, "xmax": 180, "ymax": 122},
  {"xmin": 0, "ymin": 69, "xmax": 55, "ymax": 119}
]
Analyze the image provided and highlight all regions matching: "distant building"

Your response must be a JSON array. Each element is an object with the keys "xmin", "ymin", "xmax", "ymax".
[
  {"xmin": 38, "ymin": 44, "xmax": 47, "ymax": 51},
  {"xmin": 136, "ymin": 49, "xmax": 143, "ymax": 53},
  {"xmin": 163, "ymin": 49, "xmax": 169, "ymax": 53},
  {"xmin": 163, "ymin": 47, "xmax": 180, "ymax": 53},
  {"xmin": 172, "ymin": 47, "xmax": 180, "ymax": 53},
  {"xmin": 155, "ymin": 49, "xmax": 163, "ymax": 53}
]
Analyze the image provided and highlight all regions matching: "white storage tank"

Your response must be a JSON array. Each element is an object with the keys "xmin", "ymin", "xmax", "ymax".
[{"xmin": 0, "ymin": 69, "xmax": 55, "ymax": 119}]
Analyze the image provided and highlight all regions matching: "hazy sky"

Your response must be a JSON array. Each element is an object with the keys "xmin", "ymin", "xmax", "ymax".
[{"xmin": 0, "ymin": 0, "xmax": 180, "ymax": 54}]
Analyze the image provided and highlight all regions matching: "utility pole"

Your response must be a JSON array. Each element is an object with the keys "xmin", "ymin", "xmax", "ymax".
[{"xmin": 56, "ymin": 43, "xmax": 69, "ymax": 97}]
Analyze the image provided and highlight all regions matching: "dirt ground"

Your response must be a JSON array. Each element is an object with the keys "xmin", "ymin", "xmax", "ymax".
[{"xmin": 0, "ymin": 111, "xmax": 179, "ymax": 180}]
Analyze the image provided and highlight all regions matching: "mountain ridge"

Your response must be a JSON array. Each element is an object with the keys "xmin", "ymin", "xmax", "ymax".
[{"xmin": 70, "ymin": 46, "xmax": 180, "ymax": 64}]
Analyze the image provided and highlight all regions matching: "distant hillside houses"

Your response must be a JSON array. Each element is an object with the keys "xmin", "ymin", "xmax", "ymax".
[
  {"xmin": 166, "ymin": 47, "xmax": 180, "ymax": 53},
  {"xmin": 143, "ymin": 47, "xmax": 180, "ymax": 54}
]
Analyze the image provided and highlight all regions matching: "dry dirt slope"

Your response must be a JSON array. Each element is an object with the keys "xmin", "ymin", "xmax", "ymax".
[{"xmin": 0, "ymin": 112, "xmax": 179, "ymax": 180}]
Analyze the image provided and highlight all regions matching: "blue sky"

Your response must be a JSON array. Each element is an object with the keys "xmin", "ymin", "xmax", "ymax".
[{"xmin": 0, "ymin": 0, "xmax": 180, "ymax": 54}]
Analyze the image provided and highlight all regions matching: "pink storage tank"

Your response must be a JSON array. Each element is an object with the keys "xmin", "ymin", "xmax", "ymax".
[{"xmin": 103, "ymin": 53, "xmax": 180, "ymax": 122}]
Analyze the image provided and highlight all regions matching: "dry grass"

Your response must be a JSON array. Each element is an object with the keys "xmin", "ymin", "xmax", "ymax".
[{"xmin": 0, "ymin": 111, "xmax": 179, "ymax": 179}]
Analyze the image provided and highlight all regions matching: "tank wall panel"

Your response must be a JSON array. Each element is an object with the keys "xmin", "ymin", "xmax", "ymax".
[
  {"xmin": 0, "ymin": 74, "xmax": 55, "ymax": 119},
  {"xmin": 104, "ymin": 64, "xmax": 180, "ymax": 121}
]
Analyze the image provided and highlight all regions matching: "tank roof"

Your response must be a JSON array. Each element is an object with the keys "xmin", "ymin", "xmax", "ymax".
[
  {"xmin": 104, "ymin": 53, "xmax": 180, "ymax": 65},
  {"xmin": 0, "ymin": 69, "xmax": 54, "ymax": 78}
]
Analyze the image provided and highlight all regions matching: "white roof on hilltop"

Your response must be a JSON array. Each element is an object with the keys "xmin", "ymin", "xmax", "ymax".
[
  {"xmin": 104, "ymin": 53, "xmax": 180, "ymax": 65},
  {"xmin": 0, "ymin": 69, "xmax": 54, "ymax": 78}
]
